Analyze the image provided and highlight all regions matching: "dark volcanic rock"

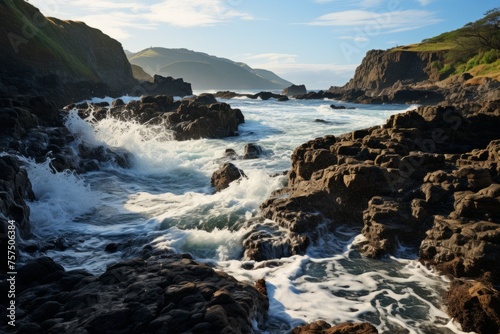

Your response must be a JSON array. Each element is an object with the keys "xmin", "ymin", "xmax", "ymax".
[
  {"xmin": 74, "ymin": 95, "xmax": 245, "ymax": 141},
  {"xmin": 444, "ymin": 279, "xmax": 500, "ymax": 334},
  {"xmin": 0, "ymin": 156, "xmax": 34, "ymax": 239},
  {"xmin": 137, "ymin": 75, "xmax": 192, "ymax": 97},
  {"xmin": 282, "ymin": 84, "xmax": 307, "ymax": 97},
  {"xmin": 211, "ymin": 163, "xmax": 246, "ymax": 191},
  {"xmin": 214, "ymin": 91, "xmax": 288, "ymax": 101},
  {"xmin": 1, "ymin": 254, "xmax": 269, "ymax": 334},
  {"xmin": 243, "ymin": 143, "xmax": 263, "ymax": 159},
  {"xmin": 252, "ymin": 101, "xmax": 500, "ymax": 334},
  {"xmin": 255, "ymin": 103, "xmax": 500, "ymax": 262},
  {"xmin": 291, "ymin": 320, "xmax": 378, "ymax": 334}
]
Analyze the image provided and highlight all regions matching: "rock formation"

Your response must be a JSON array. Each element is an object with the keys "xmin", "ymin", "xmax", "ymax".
[
  {"xmin": 0, "ymin": 254, "xmax": 269, "ymax": 333},
  {"xmin": 291, "ymin": 321, "xmax": 378, "ymax": 334},
  {"xmin": 211, "ymin": 163, "xmax": 246, "ymax": 191},
  {"xmin": 254, "ymin": 101, "xmax": 500, "ymax": 333},
  {"xmin": 343, "ymin": 50, "xmax": 444, "ymax": 92},
  {"xmin": 72, "ymin": 94, "xmax": 244, "ymax": 141},
  {"xmin": 282, "ymin": 84, "xmax": 307, "ymax": 97}
]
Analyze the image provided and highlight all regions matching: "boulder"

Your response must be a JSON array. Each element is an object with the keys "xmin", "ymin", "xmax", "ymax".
[
  {"xmin": 138, "ymin": 75, "xmax": 192, "ymax": 97},
  {"xmin": 211, "ymin": 163, "xmax": 245, "ymax": 192},
  {"xmin": 358, "ymin": 196, "xmax": 419, "ymax": 258},
  {"xmin": 1, "ymin": 254, "xmax": 269, "ymax": 333},
  {"xmin": 0, "ymin": 156, "xmax": 35, "ymax": 241},
  {"xmin": 420, "ymin": 215, "xmax": 500, "ymax": 281},
  {"xmin": 243, "ymin": 143, "xmax": 263, "ymax": 159},
  {"xmin": 444, "ymin": 279, "xmax": 500, "ymax": 334},
  {"xmin": 74, "ymin": 95, "xmax": 245, "ymax": 141},
  {"xmin": 291, "ymin": 320, "xmax": 378, "ymax": 334},
  {"xmin": 282, "ymin": 84, "xmax": 307, "ymax": 97}
]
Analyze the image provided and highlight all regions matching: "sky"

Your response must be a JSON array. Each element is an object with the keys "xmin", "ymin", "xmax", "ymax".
[{"xmin": 30, "ymin": 0, "xmax": 499, "ymax": 89}]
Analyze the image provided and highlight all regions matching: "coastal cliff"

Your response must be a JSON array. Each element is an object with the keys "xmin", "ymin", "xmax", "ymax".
[
  {"xmin": 343, "ymin": 49, "xmax": 445, "ymax": 92},
  {"xmin": 0, "ymin": 0, "xmax": 137, "ymax": 105}
]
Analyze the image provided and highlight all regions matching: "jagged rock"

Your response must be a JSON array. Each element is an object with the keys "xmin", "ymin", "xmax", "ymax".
[
  {"xmin": 282, "ymin": 84, "xmax": 307, "ymax": 97},
  {"xmin": 74, "ymin": 95, "xmax": 245, "ymax": 141},
  {"xmin": 168, "ymin": 101, "xmax": 244, "ymax": 140},
  {"xmin": 444, "ymin": 279, "xmax": 500, "ymax": 334},
  {"xmin": 0, "ymin": 156, "xmax": 35, "ymax": 239},
  {"xmin": 211, "ymin": 163, "xmax": 245, "ymax": 192},
  {"xmin": 358, "ymin": 196, "xmax": 421, "ymax": 258},
  {"xmin": 291, "ymin": 320, "xmax": 378, "ymax": 334},
  {"xmin": 243, "ymin": 143, "xmax": 263, "ymax": 159},
  {"xmin": 0, "ymin": 254, "xmax": 269, "ymax": 333},
  {"xmin": 341, "ymin": 49, "xmax": 444, "ymax": 92},
  {"xmin": 387, "ymin": 89, "xmax": 445, "ymax": 104},
  {"xmin": 185, "ymin": 93, "xmax": 218, "ymax": 106},
  {"xmin": 252, "ymin": 91, "xmax": 288, "ymax": 101},
  {"xmin": 420, "ymin": 215, "xmax": 500, "ymax": 280},
  {"xmin": 138, "ymin": 75, "xmax": 192, "ymax": 97}
]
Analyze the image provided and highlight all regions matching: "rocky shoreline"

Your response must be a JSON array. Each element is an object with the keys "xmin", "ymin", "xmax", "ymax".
[
  {"xmin": 254, "ymin": 100, "xmax": 500, "ymax": 333},
  {"xmin": 1, "ymin": 88, "xmax": 499, "ymax": 333}
]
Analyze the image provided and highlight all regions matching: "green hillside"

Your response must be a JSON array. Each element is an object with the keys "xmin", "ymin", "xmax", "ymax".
[
  {"xmin": 128, "ymin": 47, "xmax": 293, "ymax": 90},
  {"xmin": 391, "ymin": 8, "xmax": 500, "ymax": 81}
]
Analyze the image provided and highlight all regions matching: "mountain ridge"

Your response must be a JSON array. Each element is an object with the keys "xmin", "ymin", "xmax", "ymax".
[{"xmin": 128, "ymin": 47, "xmax": 293, "ymax": 91}]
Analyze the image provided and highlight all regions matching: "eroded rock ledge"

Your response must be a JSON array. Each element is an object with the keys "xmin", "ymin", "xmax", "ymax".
[
  {"xmin": 0, "ymin": 253, "xmax": 268, "ymax": 334},
  {"xmin": 256, "ymin": 102, "xmax": 500, "ymax": 334}
]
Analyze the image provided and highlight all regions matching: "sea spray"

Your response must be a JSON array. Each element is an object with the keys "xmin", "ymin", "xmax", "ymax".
[{"xmin": 20, "ymin": 96, "xmax": 465, "ymax": 332}]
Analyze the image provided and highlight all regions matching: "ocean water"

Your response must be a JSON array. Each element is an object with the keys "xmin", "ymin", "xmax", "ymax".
[{"xmin": 21, "ymin": 95, "xmax": 470, "ymax": 333}]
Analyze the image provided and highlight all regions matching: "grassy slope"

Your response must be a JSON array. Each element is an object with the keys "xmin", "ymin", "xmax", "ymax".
[
  {"xmin": 0, "ymin": 0, "xmax": 98, "ymax": 80},
  {"xmin": 390, "ymin": 23, "xmax": 500, "ymax": 82}
]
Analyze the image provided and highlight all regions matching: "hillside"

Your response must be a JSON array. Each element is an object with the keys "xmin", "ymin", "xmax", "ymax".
[
  {"xmin": 339, "ymin": 9, "xmax": 500, "ymax": 95},
  {"xmin": 0, "ymin": 0, "xmax": 137, "ymax": 105},
  {"xmin": 128, "ymin": 48, "xmax": 293, "ymax": 91}
]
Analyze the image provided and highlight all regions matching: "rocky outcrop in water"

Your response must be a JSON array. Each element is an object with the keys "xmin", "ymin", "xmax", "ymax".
[
  {"xmin": 0, "ymin": 254, "xmax": 269, "ymax": 333},
  {"xmin": 211, "ymin": 163, "xmax": 246, "ymax": 192},
  {"xmin": 444, "ymin": 278, "xmax": 500, "ymax": 334},
  {"xmin": 73, "ymin": 94, "xmax": 245, "ymax": 140},
  {"xmin": 260, "ymin": 104, "xmax": 499, "ymax": 257},
  {"xmin": 254, "ymin": 101, "xmax": 500, "ymax": 333},
  {"xmin": 291, "ymin": 321, "xmax": 378, "ymax": 334},
  {"xmin": 0, "ymin": 95, "xmax": 133, "ymax": 260},
  {"xmin": 136, "ymin": 75, "xmax": 193, "ymax": 97},
  {"xmin": 282, "ymin": 84, "xmax": 307, "ymax": 97},
  {"xmin": 214, "ymin": 91, "xmax": 289, "ymax": 101}
]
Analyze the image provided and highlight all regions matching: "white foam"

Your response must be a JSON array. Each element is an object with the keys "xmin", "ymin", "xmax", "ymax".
[
  {"xmin": 23, "ymin": 97, "xmax": 463, "ymax": 332},
  {"xmin": 24, "ymin": 158, "xmax": 102, "ymax": 232}
]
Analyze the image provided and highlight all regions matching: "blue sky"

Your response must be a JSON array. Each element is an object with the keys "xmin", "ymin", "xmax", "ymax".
[{"xmin": 31, "ymin": 0, "xmax": 499, "ymax": 89}]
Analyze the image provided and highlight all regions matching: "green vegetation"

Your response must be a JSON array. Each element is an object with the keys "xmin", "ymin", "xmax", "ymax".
[{"xmin": 391, "ymin": 8, "xmax": 500, "ymax": 81}]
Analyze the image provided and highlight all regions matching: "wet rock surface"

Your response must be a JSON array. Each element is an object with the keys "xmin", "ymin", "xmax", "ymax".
[
  {"xmin": 252, "ymin": 102, "xmax": 500, "ymax": 333},
  {"xmin": 72, "ymin": 94, "xmax": 245, "ymax": 140},
  {"xmin": 0, "ymin": 254, "xmax": 269, "ymax": 334},
  {"xmin": 211, "ymin": 162, "xmax": 246, "ymax": 192},
  {"xmin": 291, "ymin": 320, "xmax": 379, "ymax": 334}
]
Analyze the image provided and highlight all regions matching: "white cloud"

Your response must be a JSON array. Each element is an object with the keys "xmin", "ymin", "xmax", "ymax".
[
  {"xmin": 309, "ymin": 9, "xmax": 442, "ymax": 33},
  {"xmin": 313, "ymin": 0, "xmax": 384, "ymax": 8},
  {"xmin": 144, "ymin": 0, "xmax": 254, "ymax": 28},
  {"xmin": 77, "ymin": 13, "xmax": 155, "ymax": 40},
  {"xmin": 29, "ymin": 0, "xmax": 255, "ymax": 37},
  {"xmin": 416, "ymin": 0, "xmax": 433, "ymax": 5},
  {"xmin": 354, "ymin": 36, "xmax": 368, "ymax": 43}
]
